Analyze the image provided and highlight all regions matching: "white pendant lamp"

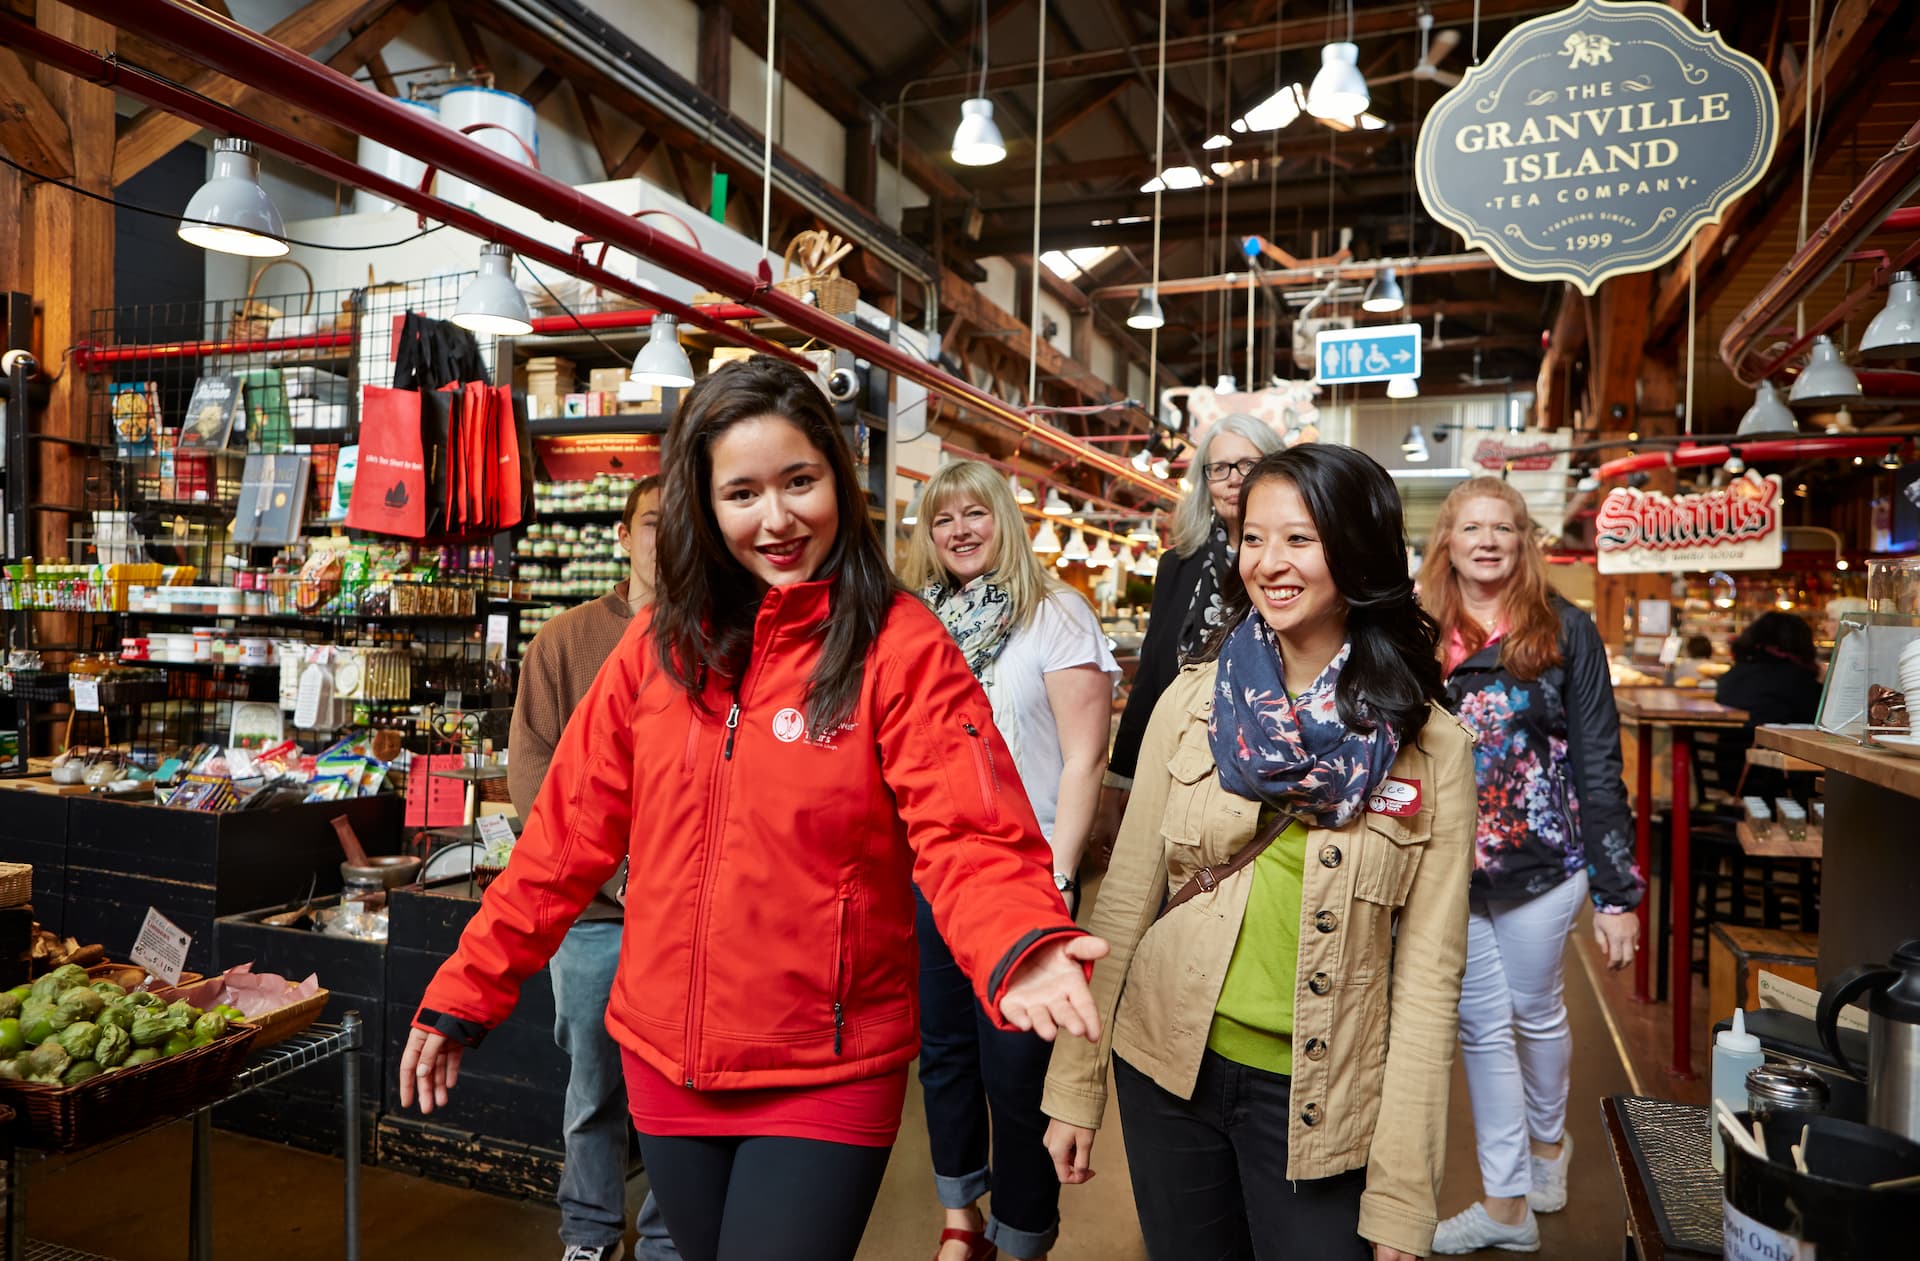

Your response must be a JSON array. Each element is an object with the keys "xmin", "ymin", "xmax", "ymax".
[
  {"xmin": 1861, "ymin": 271, "xmax": 1920, "ymax": 361},
  {"xmin": 178, "ymin": 138, "xmax": 289, "ymax": 258},
  {"xmin": 1127, "ymin": 288, "xmax": 1166, "ymax": 330},
  {"xmin": 1041, "ymin": 487, "xmax": 1073, "ymax": 516},
  {"xmin": 1031, "ymin": 519, "xmax": 1062, "ymax": 554},
  {"xmin": 1735, "ymin": 380, "xmax": 1798, "ymax": 434},
  {"xmin": 1151, "ymin": 456, "xmax": 1171, "ymax": 480},
  {"xmin": 1116, "ymin": 545, "xmax": 1135, "ymax": 572},
  {"xmin": 1306, "ymin": 41, "xmax": 1369, "ymax": 122},
  {"xmin": 1386, "ymin": 374, "xmax": 1418, "ymax": 399},
  {"xmin": 1128, "ymin": 519, "xmax": 1159, "ymax": 544},
  {"xmin": 452, "ymin": 243, "xmax": 535, "ymax": 336},
  {"xmin": 1401, "ymin": 424, "xmax": 1431, "ymax": 463},
  {"xmin": 1132, "ymin": 446, "xmax": 1152, "ymax": 472},
  {"xmin": 630, "ymin": 313, "xmax": 695, "ymax": 388},
  {"xmin": 1215, "ymin": 373, "xmax": 1238, "ymax": 394},
  {"xmin": 1088, "ymin": 536, "xmax": 1115, "ymax": 569},
  {"xmin": 1010, "ymin": 473, "xmax": 1035, "ymax": 505},
  {"xmin": 1061, "ymin": 529, "xmax": 1091, "ymax": 562},
  {"xmin": 951, "ymin": 0, "xmax": 1007, "ymax": 166},
  {"xmin": 901, "ymin": 486, "xmax": 924, "ymax": 527},
  {"xmin": 1134, "ymin": 549, "xmax": 1160, "ymax": 578},
  {"xmin": 1787, "ymin": 335, "xmax": 1862, "ymax": 406},
  {"xmin": 1362, "ymin": 266, "xmax": 1405, "ymax": 314}
]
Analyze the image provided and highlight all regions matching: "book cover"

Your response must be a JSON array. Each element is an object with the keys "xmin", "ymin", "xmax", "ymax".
[
  {"xmin": 110, "ymin": 381, "xmax": 158, "ymax": 456},
  {"xmin": 178, "ymin": 375, "xmax": 242, "ymax": 452},
  {"xmin": 231, "ymin": 452, "xmax": 311, "ymax": 547},
  {"xmin": 238, "ymin": 368, "xmax": 292, "ymax": 451}
]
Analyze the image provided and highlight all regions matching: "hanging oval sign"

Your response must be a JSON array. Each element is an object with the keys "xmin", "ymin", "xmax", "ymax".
[{"xmin": 1415, "ymin": 0, "xmax": 1778, "ymax": 295}]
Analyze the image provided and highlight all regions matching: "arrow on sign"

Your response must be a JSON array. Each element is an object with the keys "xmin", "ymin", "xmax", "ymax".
[{"xmin": 1394, "ymin": 349, "xmax": 1413, "ymax": 363}]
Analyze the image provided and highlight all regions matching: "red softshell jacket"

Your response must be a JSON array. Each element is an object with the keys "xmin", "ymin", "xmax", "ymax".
[{"xmin": 415, "ymin": 581, "xmax": 1083, "ymax": 1090}]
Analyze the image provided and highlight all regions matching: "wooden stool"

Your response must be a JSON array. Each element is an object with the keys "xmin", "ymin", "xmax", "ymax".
[{"xmin": 1708, "ymin": 923, "xmax": 1818, "ymax": 1022}]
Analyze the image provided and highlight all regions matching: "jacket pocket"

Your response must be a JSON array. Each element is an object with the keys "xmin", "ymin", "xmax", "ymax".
[
  {"xmin": 1351, "ymin": 812, "xmax": 1431, "ymax": 907},
  {"xmin": 1159, "ymin": 742, "xmax": 1218, "ymax": 847},
  {"xmin": 959, "ymin": 716, "xmax": 1001, "ymax": 826}
]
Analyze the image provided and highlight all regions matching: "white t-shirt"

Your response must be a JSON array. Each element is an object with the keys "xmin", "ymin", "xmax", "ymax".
[{"xmin": 982, "ymin": 590, "xmax": 1120, "ymax": 848}]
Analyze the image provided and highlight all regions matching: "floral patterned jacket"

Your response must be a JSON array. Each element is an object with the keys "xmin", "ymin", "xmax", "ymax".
[{"xmin": 1444, "ymin": 596, "xmax": 1643, "ymax": 911}]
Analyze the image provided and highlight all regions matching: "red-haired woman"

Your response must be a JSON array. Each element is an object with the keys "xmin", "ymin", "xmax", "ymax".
[{"xmin": 1418, "ymin": 478, "xmax": 1643, "ymax": 1255}]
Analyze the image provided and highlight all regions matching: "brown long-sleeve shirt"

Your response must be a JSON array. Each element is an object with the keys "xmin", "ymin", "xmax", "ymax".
[{"xmin": 508, "ymin": 582, "xmax": 635, "ymax": 922}]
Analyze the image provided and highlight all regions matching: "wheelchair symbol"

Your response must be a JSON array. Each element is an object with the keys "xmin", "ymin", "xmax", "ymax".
[{"xmin": 1364, "ymin": 345, "xmax": 1391, "ymax": 373}]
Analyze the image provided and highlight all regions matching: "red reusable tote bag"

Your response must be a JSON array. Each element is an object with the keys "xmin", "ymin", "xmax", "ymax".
[
  {"xmin": 491, "ymin": 385, "xmax": 526, "ymax": 532},
  {"xmin": 345, "ymin": 386, "xmax": 428, "ymax": 538}
]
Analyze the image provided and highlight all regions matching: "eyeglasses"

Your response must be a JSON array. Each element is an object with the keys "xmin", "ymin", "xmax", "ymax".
[{"xmin": 1201, "ymin": 458, "xmax": 1259, "ymax": 483}]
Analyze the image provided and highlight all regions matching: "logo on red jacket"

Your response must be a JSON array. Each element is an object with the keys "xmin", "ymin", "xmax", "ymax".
[
  {"xmin": 772, "ymin": 708, "xmax": 805, "ymax": 743},
  {"xmin": 1367, "ymin": 777, "xmax": 1421, "ymax": 817}
]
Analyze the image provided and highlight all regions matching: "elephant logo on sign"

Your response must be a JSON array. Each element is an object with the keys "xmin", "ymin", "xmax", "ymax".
[{"xmin": 1561, "ymin": 32, "xmax": 1615, "ymax": 68}]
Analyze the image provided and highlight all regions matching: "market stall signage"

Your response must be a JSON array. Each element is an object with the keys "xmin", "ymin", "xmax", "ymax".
[
  {"xmin": 533, "ymin": 433, "xmax": 662, "ymax": 481},
  {"xmin": 1314, "ymin": 324, "xmax": 1421, "ymax": 385},
  {"xmin": 1415, "ymin": 0, "xmax": 1778, "ymax": 294},
  {"xmin": 1595, "ymin": 470, "xmax": 1782, "ymax": 574}
]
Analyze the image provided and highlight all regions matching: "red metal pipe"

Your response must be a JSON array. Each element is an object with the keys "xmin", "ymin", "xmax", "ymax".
[
  {"xmin": 75, "ymin": 331, "xmax": 354, "ymax": 370},
  {"xmin": 527, "ymin": 305, "xmax": 765, "ymax": 335},
  {"xmin": 1596, "ymin": 435, "xmax": 1910, "ymax": 479},
  {"xmin": 59, "ymin": 0, "xmax": 1173, "ymax": 505},
  {"xmin": 1721, "ymin": 116, "xmax": 1920, "ymax": 383}
]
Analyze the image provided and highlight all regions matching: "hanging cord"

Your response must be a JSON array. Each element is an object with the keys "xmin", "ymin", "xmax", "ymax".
[
  {"xmin": 1684, "ymin": 240, "xmax": 1697, "ymax": 437},
  {"xmin": 978, "ymin": 0, "xmax": 991, "ymax": 100},
  {"xmin": 761, "ymin": 0, "xmax": 778, "ymax": 260},
  {"xmin": 1027, "ymin": 0, "xmax": 1047, "ymax": 406},
  {"xmin": 1472, "ymin": 0, "xmax": 1482, "ymax": 64},
  {"xmin": 1148, "ymin": 0, "xmax": 1167, "ymax": 419},
  {"xmin": 1795, "ymin": 0, "xmax": 1820, "ymax": 337}
]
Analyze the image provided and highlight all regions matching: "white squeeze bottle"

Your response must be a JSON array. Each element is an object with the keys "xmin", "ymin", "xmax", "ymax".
[{"xmin": 1710, "ymin": 1007, "xmax": 1765, "ymax": 1170}]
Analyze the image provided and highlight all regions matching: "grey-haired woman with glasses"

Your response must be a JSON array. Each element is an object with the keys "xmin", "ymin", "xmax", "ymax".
[{"xmin": 1089, "ymin": 413, "xmax": 1285, "ymax": 862}]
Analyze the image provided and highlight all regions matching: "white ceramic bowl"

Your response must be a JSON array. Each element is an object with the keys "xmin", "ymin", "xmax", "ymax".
[{"xmin": 1876, "ymin": 734, "xmax": 1920, "ymax": 760}]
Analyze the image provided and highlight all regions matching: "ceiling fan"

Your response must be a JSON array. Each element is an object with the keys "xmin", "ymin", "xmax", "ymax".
[
  {"xmin": 1458, "ymin": 349, "xmax": 1514, "ymax": 388},
  {"xmin": 1373, "ymin": 11, "xmax": 1463, "ymax": 88}
]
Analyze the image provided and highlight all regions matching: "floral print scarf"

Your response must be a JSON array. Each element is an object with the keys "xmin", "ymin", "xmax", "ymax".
[
  {"xmin": 1209, "ymin": 618, "xmax": 1401, "ymax": 829},
  {"xmin": 924, "ymin": 576, "xmax": 1015, "ymax": 683},
  {"xmin": 1177, "ymin": 515, "xmax": 1235, "ymax": 661}
]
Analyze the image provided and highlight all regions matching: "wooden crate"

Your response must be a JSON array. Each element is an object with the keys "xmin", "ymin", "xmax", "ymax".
[{"xmin": 1709, "ymin": 923, "xmax": 1819, "ymax": 1023}]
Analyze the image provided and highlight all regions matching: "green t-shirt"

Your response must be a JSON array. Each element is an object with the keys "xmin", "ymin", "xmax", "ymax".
[{"xmin": 1205, "ymin": 811, "xmax": 1309, "ymax": 1075}]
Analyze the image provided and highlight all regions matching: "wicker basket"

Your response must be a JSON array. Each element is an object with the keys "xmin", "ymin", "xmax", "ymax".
[
  {"xmin": 473, "ymin": 862, "xmax": 508, "ymax": 892},
  {"xmin": 0, "ymin": 862, "xmax": 29, "ymax": 909},
  {"xmin": 0, "ymin": 1023, "xmax": 258, "ymax": 1151},
  {"xmin": 774, "ymin": 231, "xmax": 858, "ymax": 316},
  {"xmin": 229, "ymin": 990, "xmax": 328, "ymax": 1051},
  {"xmin": 87, "ymin": 962, "xmax": 203, "ymax": 992},
  {"xmin": 229, "ymin": 258, "xmax": 314, "ymax": 341}
]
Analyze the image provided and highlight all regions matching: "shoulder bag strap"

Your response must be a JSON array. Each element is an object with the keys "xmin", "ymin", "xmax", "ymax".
[{"xmin": 1156, "ymin": 808, "xmax": 1295, "ymax": 921}]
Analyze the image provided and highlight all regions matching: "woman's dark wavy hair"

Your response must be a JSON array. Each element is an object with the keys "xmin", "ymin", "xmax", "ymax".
[
  {"xmin": 1198, "ymin": 445, "xmax": 1444, "ymax": 742},
  {"xmin": 1731, "ymin": 610, "xmax": 1816, "ymax": 670},
  {"xmin": 651, "ymin": 355, "xmax": 898, "ymax": 737}
]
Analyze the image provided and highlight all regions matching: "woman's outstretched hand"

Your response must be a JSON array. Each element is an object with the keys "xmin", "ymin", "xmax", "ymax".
[
  {"xmin": 998, "ymin": 935, "xmax": 1109, "ymax": 1042},
  {"xmin": 398, "ymin": 1027, "xmax": 464, "ymax": 1115}
]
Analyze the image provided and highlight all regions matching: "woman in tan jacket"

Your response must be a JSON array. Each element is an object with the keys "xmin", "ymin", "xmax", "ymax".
[{"xmin": 1043, "ymin": 446, "xmax": 1476, "ymax": 1260}]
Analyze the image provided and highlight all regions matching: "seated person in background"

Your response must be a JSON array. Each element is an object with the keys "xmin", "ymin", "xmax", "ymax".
[
  {"xmin": 1716, "ymin": 611, "xmax": 1823, "ymax": 801},
  {"xmin": 1669, "ymin": 635, "xmax": 1717, "ymax": 688}
]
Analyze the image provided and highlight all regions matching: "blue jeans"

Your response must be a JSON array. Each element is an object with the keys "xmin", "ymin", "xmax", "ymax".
[
  {"xmin": 914, "ymin": 891, "xmax": 1060, "ymax": 1260},
  {"xmin": 551, "ymin": 921, "xmax": 677, "ymax": 1259}
]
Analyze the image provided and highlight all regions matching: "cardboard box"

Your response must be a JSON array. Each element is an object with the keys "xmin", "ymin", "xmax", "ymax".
[{"xmin": 588, "ymin": 367, "xmax": 629, "ymax": 394}]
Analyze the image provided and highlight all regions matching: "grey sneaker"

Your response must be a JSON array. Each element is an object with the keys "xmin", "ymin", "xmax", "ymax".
[
  {"xmin": 562, "ymin": 1245, "xmax": 625, "ymax": 1261},
  {"xmin": 1431, "ymin": 1202, "xmax": 1541, "ymax": 1254},
  {"xmin": 1529, "ymin": 1132, "xmax": 1572, "ymax": 1213}
]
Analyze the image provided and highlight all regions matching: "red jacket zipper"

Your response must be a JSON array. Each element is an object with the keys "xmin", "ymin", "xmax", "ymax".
[
  {"xmin": 961, "ymin": 718, "xmax": 1001, "ymax": 825},
  {"xmin": 682, "ymin": 675, "xmax": 748, "ymax": 1087},
  {"xmin": 832, "ymin": 891, "xmax": 849, "ymax": 1055}
]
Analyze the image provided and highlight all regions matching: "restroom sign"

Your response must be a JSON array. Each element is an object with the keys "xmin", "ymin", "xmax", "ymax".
[
  {"xmin": 1313, "ymin": 324, "xmax": 1421, "ymax": 386},
  {"xmin": 1415, "ymin": 0, "xmax": 1777, "ymax": 294}
]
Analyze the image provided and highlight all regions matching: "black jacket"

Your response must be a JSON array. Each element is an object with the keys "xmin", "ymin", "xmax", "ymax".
[
  {"xmin": 1109, "ymin": 543, "xmax": 1210, "ymax": 781},
  {"xmin": 1444, "ymin": 596, "xmax": 1643, "ymax": 910}
]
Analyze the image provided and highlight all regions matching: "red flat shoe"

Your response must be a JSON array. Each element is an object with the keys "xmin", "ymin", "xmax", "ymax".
[{"xmin": 934, "ymin": 1227, "xmax": 996, "ymax": 1261}]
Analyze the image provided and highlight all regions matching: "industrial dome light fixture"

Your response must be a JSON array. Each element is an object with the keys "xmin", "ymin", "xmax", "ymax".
[
  {"xmin": 629, "ymin": 312, "xmax": 695, "ymax": 388},
  {"xmin": 1041, "ymin": 487, "xmax": 1073, "ymax": 516},
  {"xmin": 1787, "ymin": 335, "xmax": 1863, "ymax": 406},
  {"xmin": 1128, "ymin": 519, "xmax": 1159, "ymax": 544},
  {"xmin": 1126, "ymin": 287, "xmax": 1166, "ymax": 330},
  {"xmin": 1010, "ymin": 473, "xmax": 1035, "ymax": 505},
  {"xmin": 1386, "ymin": 374, "xmax": 1418, "ymax": 399},
  {"xmin": 1088, "ymin": 536, "xmax": 1115, "ymax": 569},
  {"xmin": 1031, "ymin": 519, "xmax": 1063, "ymax": 554},
  {"xmin": 1861, "ymin": 270, "xmax": 1920, "ymax": 361},
  {"xmin": 1736, "ymin": 380, "xmax": 1798, "ymax": 434},
  {"xmin": 451, "ymin": 243, "xmax": 535, "ymax": 336},
  {"xmin": 1401, "ymin": 423, "xmax": 1431, "ymax": 463},
  {"xmin": 951, "ymin": 0, "xmax": 1007, "ymax": 165},
  {"xmin": 1061, "ymin": 528, "xmax": 1091, "ymax": 562},
  {"xmin": 1362, "ymin": 266, "xmax": 1405, "ymax": 314},
  {"xmin": 1306, "ymin": 38, "xmax": 1369, "ymax": 122},
  {"xmin": 178, "ymin": 138, "xmax": 289, "ymax": 258}
]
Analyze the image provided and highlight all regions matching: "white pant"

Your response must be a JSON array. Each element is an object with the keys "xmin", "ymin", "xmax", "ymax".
[{"xmin": 1456, "ymin": 871, "xmax": 1588, "ymax": 1198}]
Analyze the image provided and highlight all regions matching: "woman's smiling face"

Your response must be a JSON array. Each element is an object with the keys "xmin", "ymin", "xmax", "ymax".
[
  {"xmin": 708, "ymin": 415, "xmax": 839, "ymax": 588},
  {"xmin": 930, "ymin": 493, "xmax": 998, "ymax": 583}
]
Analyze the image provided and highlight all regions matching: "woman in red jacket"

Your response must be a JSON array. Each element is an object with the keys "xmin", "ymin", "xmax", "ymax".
[{"xmin": 400, "ymin": 356, "xmax": 1105, "ymax": 1261}]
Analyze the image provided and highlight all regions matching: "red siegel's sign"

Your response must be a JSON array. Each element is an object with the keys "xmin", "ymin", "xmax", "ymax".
[{"xmin": 1595, "ymin": 470, "xmax": 1782, "ymax": 574}]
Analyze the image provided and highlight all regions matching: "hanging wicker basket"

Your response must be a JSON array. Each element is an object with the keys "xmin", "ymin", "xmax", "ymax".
[
  {"xmin": 773, "ymin": 230, "xmax": 858, "ymax": 316},
  {"xmin": 229, "ymin": 258, "xmax": 315, "ymax": 341}
]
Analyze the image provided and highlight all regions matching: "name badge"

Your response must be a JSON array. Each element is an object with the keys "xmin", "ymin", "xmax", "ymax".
[{"xmin": 1367, "ymin": 777, "xmax": 1421, "ymax": 817}]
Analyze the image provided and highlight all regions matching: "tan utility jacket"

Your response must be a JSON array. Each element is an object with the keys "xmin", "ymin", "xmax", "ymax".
[{"xmin": 1044, "ymin": 662, "xmax": 1476, "ymax": 1257}]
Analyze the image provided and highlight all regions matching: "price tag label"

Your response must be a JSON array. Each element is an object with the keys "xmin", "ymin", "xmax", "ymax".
[
  {"xmin": 486, "ymin": 614, "xmax": 509, "ymax": 654},
  {"xmin": 476, "ymin": 814, "xmax": 516, "ymax": 849},
  {"xmin": 130, "ymin": 906, "xmax": 192, "ymax": 985},
  {"xmin": 72, "ymin": 678, "xmax": 101, "ymax": 712}
]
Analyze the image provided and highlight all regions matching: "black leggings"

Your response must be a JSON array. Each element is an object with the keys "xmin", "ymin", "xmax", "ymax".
[{"xmin": 636, "ymin": 1132, "xmax": 893, "ymax": 1261}]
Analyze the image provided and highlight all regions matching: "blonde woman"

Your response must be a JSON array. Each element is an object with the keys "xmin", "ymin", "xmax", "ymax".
[{"xmin": 901, "ymin": 459, "xmax": 1119, "ymax": 1261}]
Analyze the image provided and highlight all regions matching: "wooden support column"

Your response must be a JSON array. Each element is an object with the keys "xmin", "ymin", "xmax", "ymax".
[
  {"xmin": 1588, "ymin": 270, "xmax": 1660, "ymax": 651},
  {"xmin": 844, "ymin": 120, "xmax": 877, "ymax": 212},
  {"xmin": 698, "ymin": 1, "xmax": 732, "ymax": 103}
]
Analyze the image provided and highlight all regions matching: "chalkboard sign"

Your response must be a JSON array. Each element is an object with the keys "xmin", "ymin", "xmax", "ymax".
[{"xmin": 1416, "ymin": 0, "xmax": 1777, "ymax": 294}]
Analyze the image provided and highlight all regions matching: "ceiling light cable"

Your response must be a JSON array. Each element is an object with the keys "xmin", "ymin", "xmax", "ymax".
[
  {"xmin": 1028, "ymin": 0, "xmax": 1047, "ymax": 407},
  {"xmin": 761, "ymin": 0, "xmax": 778, "ymax": 259}
]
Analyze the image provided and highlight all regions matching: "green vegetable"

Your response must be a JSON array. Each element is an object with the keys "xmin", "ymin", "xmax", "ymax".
[
  {"xmin": 23, "ymin": 1040, "xmax": 69, "ymax": 1083},
  {"xmin": 123, "ymin": 991, "xmax": 166, "ymax": 1013},
  {"xmin": 0, "ymin": 1017, "xmax": 22, "ymax": 1056},
  {"xmin": 44, "ymin": 1006, "xmax": 74, "ymax": 1035},
  {"xmin": 130, "ymin": 1011, "xmax": 186, "ymax": 1048},
  {"xmin": 0, "ymin": 1057, "xmax": 22, "ymax": 1081},
  {"xmin": 166, "ymin": 999, "xmax": 198, "ymax": 1024},
  {"xmin": 192, "ymin": 1011, "xmax": 229, "ymax": 1042},
  {"xmin": 56, "ymin": 987, "xmax": 104, "ymax": 1021},
  {"xmin": 60, "ymin": 1059, "xmax": 102, "ymax": 1085},
  {"xmin": 89, "ymin": 980, "xmax": 126, "ymax": 999},
  {"xmin": 161, "ymin": 1031, "xmax": 193, "ymax": 1058},
  {"xmin": 56, "ymin": 1021, "xmax": 99, "ymax": 1060},
  {"xmin": 45, "ymin": 964, "xmax": 89, "ymax": 994},
  {"xmin": 22, "ymin": 1017, "xmax": 52, "ymax": 1047},
  {"xmin": 94, "ymin": 1022, "xmax": 131, "ymax": 1068},
  {"xmin": 122, "ymin": 1048, "xmax": 160, "ymax": 1068},
  {"xmin": 0, "ymin": 992, "xmax": 20, "ymax": 1021},
  {"xmin": 95, "ymin": 1005, "xmax": 130, "ymax": 1033},
  {"xmin": 5, "ymin": 985, "xmax": 28, "ymax": 1002},
  {"xmin": 28, "ymin": 975, "xmax": 62, "ymax": 1004}
]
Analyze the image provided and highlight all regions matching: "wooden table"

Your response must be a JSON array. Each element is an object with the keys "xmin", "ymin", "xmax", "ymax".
[{"xmin": 1615, "ymin": 689, "xmax": 1748, "ymax": 1078}]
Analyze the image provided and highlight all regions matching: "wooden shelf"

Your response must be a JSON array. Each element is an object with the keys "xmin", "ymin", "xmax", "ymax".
[
  {"xmin": 1754, "ymin": 726, "xmax": 1920, "ymax": 800},
  {"xmin": 1735, "ymin": 819, "xmax": 1824, "ymax": 859}
]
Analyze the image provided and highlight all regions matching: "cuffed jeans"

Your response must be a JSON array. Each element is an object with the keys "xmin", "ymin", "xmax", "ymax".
[
  {"xmin": 551, "ymin": 921, "xmax": 677, "ymax": 1259},
  {"xmin": 1114, "ymin": 1051, "xmax": 1368, "ymax": 1261},
  {"xmin": 914, "ymin": 890, "xmax": 1060, "ymax": 1260},
  {"xmin": 1456, "ymin": 870, "xmax": 1588, "ymax": 1198}
]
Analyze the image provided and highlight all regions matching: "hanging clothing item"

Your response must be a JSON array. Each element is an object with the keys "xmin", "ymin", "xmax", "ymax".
[
  {"xmin": 1177, "ymin": 516, "xmax": 1235, "ymax": 661},
  {"xmin": 1208, "ymin": 622, "xmax": 1401, "ymax": 830}
]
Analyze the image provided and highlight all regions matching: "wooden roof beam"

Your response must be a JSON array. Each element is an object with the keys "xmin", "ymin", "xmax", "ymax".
[{"xmin": 0, "ymin": 45, "xmax": 72, "ymax": 178}]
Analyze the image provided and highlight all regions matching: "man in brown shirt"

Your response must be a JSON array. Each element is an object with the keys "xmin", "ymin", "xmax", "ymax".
[{"xmin": 510, "ymin": 477, "xmax": 675, "ymax": 1261}]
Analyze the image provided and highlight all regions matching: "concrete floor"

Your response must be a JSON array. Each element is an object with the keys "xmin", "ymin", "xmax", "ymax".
[{"xmin": 15, "ymin": 917, "xmax": 1635, "ymax": 1261}]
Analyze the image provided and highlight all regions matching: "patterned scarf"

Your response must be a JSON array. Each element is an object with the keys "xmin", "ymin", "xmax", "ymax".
[
  {"xmin": 924, "ymin": 577, "xmax": 1016, "ymax": 682},
  {"xmin": 1209, "ymin": 619, "xmax": 1402, "ymax": 829},
  {"xmin": 1177, "ymin": 515, "xmax": 1235, "ymax": 661}
]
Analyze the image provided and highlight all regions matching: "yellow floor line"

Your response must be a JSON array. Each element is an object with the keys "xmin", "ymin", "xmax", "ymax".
[{"xmin": 1575, "ymin": 932, "xmax": 1646, "ymax": 1097}]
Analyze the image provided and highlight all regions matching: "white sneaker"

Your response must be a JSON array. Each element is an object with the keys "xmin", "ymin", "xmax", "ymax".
[
  {"xmin": 562, "ymin": 1244, "xmax": 625, "ymax": 1261},
  {"xmin": 1431, "ymin": 1202, "xmax": 1541, "ymax": 1254},
  {"xmin": 1529, "ymin": 1132, "xmax": 1572, "ymax": 1213}
]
